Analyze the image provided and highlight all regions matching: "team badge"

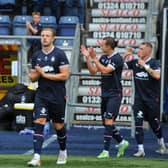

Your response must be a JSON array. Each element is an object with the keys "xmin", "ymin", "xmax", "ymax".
[
  {"xmin": 41, "ymin": 107, "xmax": 46, "ymax": 114},
  {"xmin": 44, "ymin": 56, "xmax": 48, "ymax": 61},
  {"xmin": 51, "ymin": 56, "xmax": 55, "ymax": 62}
]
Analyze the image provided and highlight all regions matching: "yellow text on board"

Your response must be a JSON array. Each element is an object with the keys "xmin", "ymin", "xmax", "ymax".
[{"xmin": 0, "ymin": 75, "xmax": 17, "ymax": 87}]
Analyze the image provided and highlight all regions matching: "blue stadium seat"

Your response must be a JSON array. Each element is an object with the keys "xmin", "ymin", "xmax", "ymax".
[
  {"xmin": 54, "ymin": 39, "xmax": 74, "ymax": 47},
  {"xmin": 58, "ymin": 16, "xmax": 79, "ymax": 36},
  {"xmin": 13, "ymin": 15, "xmax": 32, "ymax": 35},
  {"xmin": 40, "ymin": 16, "xmax": 57, "ymax": 30},
  {"xmin": 0, "ymin": 15, "xmax": 11, "ymax": 35},
  {"xmin": 0, "ymin": 0, "xmax": 15, "ymax": 12},
  {"xmin": 0, "ymin": 0, "xmax": 15, "ymax": 5}
]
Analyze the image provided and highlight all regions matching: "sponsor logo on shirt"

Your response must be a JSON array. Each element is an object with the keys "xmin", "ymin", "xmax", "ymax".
[
  {"xmin": 135, "ymin": 71, "xmax": 148, "ymax": 79},
  {"xmin": 42, "ymin": 66, "xmax": 54, "ymax": 72}
]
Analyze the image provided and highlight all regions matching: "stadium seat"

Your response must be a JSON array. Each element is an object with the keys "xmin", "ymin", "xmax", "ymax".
[
  {"xmin": 58, "ymin": 16, "xmax": 79, "ymax": 36},
  {"xmin": 13, "ymin": 15, "xmax": 32, "ymax": 35},
  {"xmin": 40, "ymin": 16, "xmax": 57, "ymax": 30},
  {"xmin": 0, "ymin": 0, "xmax": 16, "ymax": 12},
  {"xmin": 0, "ymin": 15, "xmax": 11, "ymax": 35},
  {"xmin": 0, "ymin": 0, "xmax": 15, "ymax": 5},
  {"xmin": 54, "ymin": 39, "xmax": 74, "ymax": 47}
]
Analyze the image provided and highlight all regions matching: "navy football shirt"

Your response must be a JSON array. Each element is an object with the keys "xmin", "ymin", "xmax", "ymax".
[
  {"xmin": 99, "ymin": 52, "xmax": 123, "ymax": 97},
  {"xmin": 31, "ymin": 46, "xmax": 69, "ymax": 103},
  {"xmin": 125, "ymin": 58, "xmax": 160, "ymax": 102}
]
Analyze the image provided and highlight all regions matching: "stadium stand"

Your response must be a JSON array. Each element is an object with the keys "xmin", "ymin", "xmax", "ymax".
[
  {"xmin": 13, "ymin": 15, "xmax": 32, "ymax": 35},
  {"xmin": 0, "ymin": 15, "xmax": 10, "ymax": 35},
  {"xmin": 0, "ymin": 0, "xmax": 15, "ymax": 5},
  {"xmin": 64, "ymin": 0, "xmax": 85, "ymax": 29},
  {"xmin": 0, "ymin": 0, "xmax": 16, "ymax": 12},
  {"xmin": 40, "ymin": 15, "xmax": 57, "ymax": 30},
  {"xmin": 58, "ymin": 16, "xmax": 79, "ymax": 36}
]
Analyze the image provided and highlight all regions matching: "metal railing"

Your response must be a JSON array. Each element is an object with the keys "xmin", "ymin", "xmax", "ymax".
[
  {"xmin": 160, "ymin": 8, "xmax": 168, "ymax": 119},
  {"xmin": 0, "ymin": 34, "xmax": 77, "ymax": 84},
  {"xmin": 66, "ymin": 24, "xmax": 81, "ymax": 129}
]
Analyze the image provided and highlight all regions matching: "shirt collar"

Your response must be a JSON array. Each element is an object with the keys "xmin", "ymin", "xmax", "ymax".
[
  {"xmin": 107, "ymin": 51, "xmax": 117, "ymax": 58},
  {"xmin": 145, "ymin": 57, "xmax": 152, "ymax": 63},
  {"xmin": 42, "ymin": 46, "xmax": 55, "ymax": 55}
]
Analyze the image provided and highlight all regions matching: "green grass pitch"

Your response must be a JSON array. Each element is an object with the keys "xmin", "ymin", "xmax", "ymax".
[{"xmin": 0, "ymin": 155, "xmax": 167, "ymax": 168}]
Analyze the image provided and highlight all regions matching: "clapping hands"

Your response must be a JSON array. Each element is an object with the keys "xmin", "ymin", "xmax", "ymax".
[{"xmin": 80, "ymin": 45, "xmax": 97, "ymax": 60}]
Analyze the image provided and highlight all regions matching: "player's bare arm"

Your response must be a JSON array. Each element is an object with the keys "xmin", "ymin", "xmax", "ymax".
[
  {"xmin": 89, "ymin": 47, "xmax": 114, "ymax": 74},
  {"xmin": 138, "ymin": 59, "xmax": 160, "ymax": 80},
  {"xmin": 80, "ymin": 45, "xmax": 98, "ymax": 74},
  {"xmin": 29, "ymin": 69, "xmax": 40, "ymax": 82}
]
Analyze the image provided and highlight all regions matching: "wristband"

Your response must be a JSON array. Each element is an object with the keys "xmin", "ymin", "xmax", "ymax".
[{"xmin": 144, "ymin": 64, "xmax": 150, "ymax": 70}]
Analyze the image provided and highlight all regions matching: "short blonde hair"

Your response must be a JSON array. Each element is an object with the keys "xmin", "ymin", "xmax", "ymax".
[
  {"xmin": 32, "ymin": 11, "xmax": 40, "ymax": 16},
  {"xmin": 41, "ymin": 27, "xmax": 56, "ymax": 37}
]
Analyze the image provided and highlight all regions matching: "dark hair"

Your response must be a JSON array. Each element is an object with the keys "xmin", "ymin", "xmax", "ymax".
[
  {"xmin": 103, "ymin": 36, "xmax": 118, "ymax": 49},
  {"xmin": 141, "ymin": 42, "xmax": 153, "ymax": 49},
  {"xmin": 41, "ymin": 27, "xmax": 56, "ymax": 36}
]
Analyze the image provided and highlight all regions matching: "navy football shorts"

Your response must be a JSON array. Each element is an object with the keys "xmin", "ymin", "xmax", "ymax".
[
  {"xmin": 133, "ymin": 99, "xmax": 160, "ymax": 122},
  {"xmin": 101, "ymin": 94, "xmax": 122, "ymax": 120},
  {"xmin": 34, "ymin": 96, "xmax": 66, "ymax": 123}
]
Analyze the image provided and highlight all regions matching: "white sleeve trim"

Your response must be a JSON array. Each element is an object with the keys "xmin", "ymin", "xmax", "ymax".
[{"xmin": 108, "ymin": 64, "xmax": 115, "ymax": 70}]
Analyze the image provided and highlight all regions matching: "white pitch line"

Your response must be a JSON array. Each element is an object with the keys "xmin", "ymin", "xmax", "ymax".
[{"xmin": 24, "ymin": 134, "xmax": 57, "ymax": 155}]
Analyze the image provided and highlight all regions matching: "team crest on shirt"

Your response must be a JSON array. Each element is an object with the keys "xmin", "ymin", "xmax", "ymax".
[
  {"xmin": 40, "ymin": 107, "xmax": 46, "ymax": 114},
  {"xmin": 51, "ymin": 56, "xmax": 55, "ymax": 62},
  {"xmin": 44, "ymin": 56, "xmax": 48, "ymax": 61}
]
